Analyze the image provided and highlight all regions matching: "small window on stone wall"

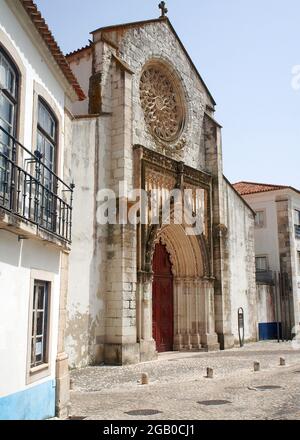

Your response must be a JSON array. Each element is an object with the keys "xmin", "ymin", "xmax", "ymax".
[
  {"xmin": 255, "ymin": 210, "xmax": 266, "ymax": 228},
  {"xmin": 295, "ymin": 210, "xmax": 300, "ymax": 226},
  {"xmin": 256, "ymin": 256, "xmax": 268, "ymax": 272},
  {"xmin": 297, "ymin": 251, "xmax": 300, "ymax": 275}
]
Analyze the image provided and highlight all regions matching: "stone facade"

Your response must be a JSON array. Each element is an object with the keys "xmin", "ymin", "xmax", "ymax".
[{"xmin": 65, "ymin": 16, "xmax": 257, "ymax": 366}]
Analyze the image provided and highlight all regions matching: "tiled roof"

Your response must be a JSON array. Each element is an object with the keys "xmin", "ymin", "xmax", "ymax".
[
  {"xmin": 20, "ymin": 0, "xmax": 85, "ymax": 101},
  {"xmin": 66, "ymin": 44, "xmax": 92, "ymax": 59},
  {"xmin": 233, "ymin": 181, "xmax": 293, "ymax": 195}
]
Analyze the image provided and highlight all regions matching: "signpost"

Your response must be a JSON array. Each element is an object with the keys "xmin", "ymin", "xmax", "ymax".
[{"xmin": 238, "ymin": 307, "xmax": 245, "ymax": 347}]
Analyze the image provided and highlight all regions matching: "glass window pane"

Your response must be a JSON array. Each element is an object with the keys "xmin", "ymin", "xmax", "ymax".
[
  {"xmin": 31, "ymin": 281, "xmax": 49, "ymax": 367},
  {"xmin": 0, "ymin": 94, "xmax": 13, "ymax": 126},
  {"xmin": 31, "ymin": 338, "xmax": 36, "ymax": 366},
  {"xmin": 7, "ymin": 69, "xmax": 15, "ymax": 96},
  {"xmin": 256, "ymin": 257, "xmax": 267, "ymax": 272},
  {"xmin": 32, "ymin": 311, "xmax": 36, "ymax": 336},
  {"xmin": 38, "ymin": 101, "xmax": 56, "ymax": 141},
  {"xmin": 0, "ymin": 53, "xmax": 16, "ymax": 98},
  {"xmin": 36, "ymin": 311, "xmax": 44, "ymax": 335},
  {"xmin": 37, "ymin": 286, "xmax": 45, "ymax": 310}
]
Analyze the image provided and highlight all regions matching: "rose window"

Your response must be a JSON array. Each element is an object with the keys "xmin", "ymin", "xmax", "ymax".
[{"xmin": 139, "ymin": 65, "xmax": 185, "ymax": 142}]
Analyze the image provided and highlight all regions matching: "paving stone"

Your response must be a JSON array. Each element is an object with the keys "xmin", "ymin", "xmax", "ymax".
[{"xmin": 69, "ymin": 341, "xmax": 300, "ymax": 420}]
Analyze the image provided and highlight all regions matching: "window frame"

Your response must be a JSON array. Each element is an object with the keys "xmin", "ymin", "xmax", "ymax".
[
  {"xmin": 37, "ymin": 96, "xmax": 58, "ymax": 175},
  {"xmin": 254, "ymin": 209, "xmax": 266, "ymax": 229},
  {"xmin": 26, "ymin": 270, "xmax": 53, "ymax": 385},
  {"xmin": 255, "ymin": 255, "xmax": 269, "ymax": 273},
  {"xmin": 295, "ymin": 209, "xmax": 300, "ymax": 227},
  {"xmin": 297, "ymin": 251, "xmax": 300, "ymax": 276},
  {"xmin": 0, "ymin": 46, "xmax": 20, "ymax": 199},
  {"xmin": 30, "ymin": 280, "xmax": 50, "ymax": 369},
  {"xmin": 0, "ymin": 45, "xmax": 19, "ymax": 128}
]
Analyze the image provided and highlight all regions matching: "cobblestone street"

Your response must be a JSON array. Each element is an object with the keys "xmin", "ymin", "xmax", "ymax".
[{"xmin": 69, "ymin": 342, "xmax": 300, "ymax": 420}]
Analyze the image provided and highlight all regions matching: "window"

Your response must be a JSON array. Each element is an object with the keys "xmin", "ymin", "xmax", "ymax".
[
  {"xmin": 36, "ymin": 98, "xmax": 57, "ymax": 227},
  {"xmin": 0, "ymin": 47, "xmax": 18, "ymax": 197},
  {"xmin": 256, "ymin": 256, "xmax": 268, "ymax": 272},
  {"xmin": 295, "ymin": 210, "xmax": 300, "ymax": 226},
  {"xmin": 255, "ymin": 210, "xmax": 266, "ymax": 228},
  {"xmin": 37, "ymin": 98, "xmax": 56, "ymax": 174},
  {"xmin": 297, "ymin": 252, "xmax": 300, "ymax": 276},
  {"xmin": 31, "ymin": 280, "xmax": 50, "ymax": 368}
]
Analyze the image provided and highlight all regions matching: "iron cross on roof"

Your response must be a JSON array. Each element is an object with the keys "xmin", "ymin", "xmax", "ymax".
[{"xmin": 159, "ymin": 1, "xmax": 168, "ymax": 18}]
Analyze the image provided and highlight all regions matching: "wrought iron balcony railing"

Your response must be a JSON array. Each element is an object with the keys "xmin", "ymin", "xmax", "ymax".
[
  {"xmin": 256, "ymin": 270, "xmax": 274, "ymax": 284},
  {"xmin": 295, "ymin": 225, "xmax": 300, "ymax": 239},
  {"xmin": 0, "ymin": 126, "xmax": 74, "ymax": 243}
]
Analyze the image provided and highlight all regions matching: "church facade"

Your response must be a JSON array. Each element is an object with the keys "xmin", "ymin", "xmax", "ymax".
[{"xmin": 65, "ymin": 13, "xmax": 258, "ymax": 367}]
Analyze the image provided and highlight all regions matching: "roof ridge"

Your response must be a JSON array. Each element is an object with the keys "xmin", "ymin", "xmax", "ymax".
[
  {"xmin": 233, "ymin": 181, "xmax": 300, "ymax": 196},
  {"xmin": 233, "ymin": 181, "xmax": 287, "ymax": 188},
  {"xmin": 66, "ymin": 44, "xmax": 92, "ymax": 59}
]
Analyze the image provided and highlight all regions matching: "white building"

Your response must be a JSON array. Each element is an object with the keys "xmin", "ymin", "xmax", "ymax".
[
  {"xmin": 0, "ymin": 0, "xmax": 84, "ymax": 420},
  {"xmin": 234, "ymin": 182, "xmax": 300, "ymax": 340}
]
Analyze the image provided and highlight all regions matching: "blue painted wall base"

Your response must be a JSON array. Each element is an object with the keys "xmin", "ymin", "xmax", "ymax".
[
  {"xmin": 259, "ymin": 322, "xmax": 282, "ymax": 340},
  {"xmin": 0, "ymin": 380, "xmax": 56, "ymax": 420}
]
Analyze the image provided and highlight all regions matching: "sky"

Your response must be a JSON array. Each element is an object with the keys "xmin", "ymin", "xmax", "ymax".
[{"xmin": 35, "ymin": 0, "xmax": 300, "ymax": 188}]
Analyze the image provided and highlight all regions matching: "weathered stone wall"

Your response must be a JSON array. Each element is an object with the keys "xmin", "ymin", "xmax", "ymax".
[
  {"xmin": 276, "ymin": 197, "xmax": 296, "ymax": 331},
  {"xmin": 93, "ymin": 19, "xmax": 215, "ymax": 171},
  {"xmin": 256, "ymin": 284, "xmax": 276, "ymax": 324},
  {"xmin": 222, "ymin": 181, "xmax": 258, "ymax": 343},
  {"xmin": 65, "ymin": 117, "xmax": 106, "ymax": 368}
]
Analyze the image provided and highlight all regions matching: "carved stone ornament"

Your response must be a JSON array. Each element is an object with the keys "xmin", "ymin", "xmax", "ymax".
[{"xmin": 140, "ymin": 64, "xmax": 186, "ymax": 146}]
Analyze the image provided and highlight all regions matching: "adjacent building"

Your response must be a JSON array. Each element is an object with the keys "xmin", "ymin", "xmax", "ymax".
[
  {"xmin": 234, "ymin": 182, "xmax": 300, "ymax": 340},
  {"xmin": 0, "ymin": 0, "xmax": 84, "ymax": 420}
]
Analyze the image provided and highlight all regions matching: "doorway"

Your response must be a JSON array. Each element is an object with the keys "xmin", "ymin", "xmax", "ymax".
[{"xmin": 152, "ymin": 242, "xmax": 174, "ymax": 352}]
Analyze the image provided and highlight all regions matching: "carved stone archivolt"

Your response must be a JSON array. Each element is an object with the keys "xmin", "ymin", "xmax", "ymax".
[{"xmin": 140, "ymin": 63, "xmax": 186, "ymax": 145}]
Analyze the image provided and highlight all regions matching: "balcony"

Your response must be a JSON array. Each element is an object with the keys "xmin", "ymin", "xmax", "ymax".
[
  {"xmin": 0, "ymin": 126, "xmax": 74, "ymax": 244},
  {"xmin": 256, "ymin": 270, "xmax": 274, "ymax": 284},
  {"xmin": 295, "ymin": 225, "xmax": 300, "ymax": 239}
]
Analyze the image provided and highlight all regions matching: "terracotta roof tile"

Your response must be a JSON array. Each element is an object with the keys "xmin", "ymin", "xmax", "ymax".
[
  {"xmin": 65, "ymin": 44, "xmax": 92, "ymax": 59},
  {"xmin": 233, "ymin": 181, "xmax": 294, "ymax": 195},
  {"xmin": 19, "ymin": 0, "xmax": 85, "ymax": 101}
]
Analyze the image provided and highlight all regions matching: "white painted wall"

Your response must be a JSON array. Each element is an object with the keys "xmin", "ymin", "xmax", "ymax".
[
  {"xmin": 223, "ymin": 182, "xmax": 257, "ymax": 342},
  {"xmin": 0, "ymin": 230, "xmax": 60, "ymax": 398},
  {"xmin": 242, "ymin": 191, "xmax": 281, "ymax": 272},
  {"xmin": 243, "ymin": 189, "xmax": 300, "ymax": 329},
  {"xmin": 0, "ymin": 0, "xmax": 71, "ymax": 401},
  {"xmin": 0, "ymin": 0, "xmax": 65, "ymax": 174},
  {"xmin": 256, "ymin": 284, "xmax": 276, "ymax": 323}
]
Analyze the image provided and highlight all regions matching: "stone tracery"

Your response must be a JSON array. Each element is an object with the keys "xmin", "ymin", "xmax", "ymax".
[{"xmin": 140, "ymin": 65, "xmax": 185, "ymax": 143}]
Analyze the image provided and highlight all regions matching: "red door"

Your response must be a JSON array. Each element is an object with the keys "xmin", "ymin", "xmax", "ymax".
[{"xmin": 152, "ymin": 243, "xmax": 174, "ymax": 352}]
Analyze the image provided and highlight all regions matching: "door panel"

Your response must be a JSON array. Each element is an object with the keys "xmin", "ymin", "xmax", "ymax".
[{"xmin": 152, "ymin": 243, "xmax": 174, "ymax": 352}]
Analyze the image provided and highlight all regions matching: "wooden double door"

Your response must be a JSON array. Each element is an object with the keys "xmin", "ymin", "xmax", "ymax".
[{"xmin": 152, "ymin": 243, "xmax": 174, "ymax": 352}]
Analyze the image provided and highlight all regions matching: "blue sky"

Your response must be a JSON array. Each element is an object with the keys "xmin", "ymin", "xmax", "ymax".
[{"xmin": 36, "ymin": 0, "xmax": 300, "ymax": 188}]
